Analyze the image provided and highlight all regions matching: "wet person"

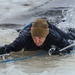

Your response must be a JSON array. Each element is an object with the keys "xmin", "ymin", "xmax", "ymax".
[{"xmin": 0, "ymin": 18, "xmax": 75, "ymax": 55}]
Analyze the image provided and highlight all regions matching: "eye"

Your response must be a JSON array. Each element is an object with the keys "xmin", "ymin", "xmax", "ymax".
[{"xmin": 39, "ymin": 37, "xmax": 41, "ymax": 39}]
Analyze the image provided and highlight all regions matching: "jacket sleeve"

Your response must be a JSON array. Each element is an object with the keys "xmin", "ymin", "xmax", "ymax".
[
  {"xmin": 5, "ymin": 23, "xmax": 32, "ymax": 53},
  {"xmin": 49, "ymin": 28, "xmax": 70, "ymax": 49}
]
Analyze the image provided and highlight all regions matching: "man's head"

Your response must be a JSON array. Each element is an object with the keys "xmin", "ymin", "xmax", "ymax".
[{"xmin": 31, "ymin": 18, "xmax": 49, "ymax": 46}]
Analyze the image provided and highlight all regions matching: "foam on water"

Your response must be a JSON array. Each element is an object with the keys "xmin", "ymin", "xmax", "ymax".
[{"xmin": 58, "ymin": 7, "xmax": 75, "ymax": 32}]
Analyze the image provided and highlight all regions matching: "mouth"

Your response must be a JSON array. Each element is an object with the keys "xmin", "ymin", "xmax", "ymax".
[{"xmin": 36, "ymin": 43, "xmax": 42, "ymax": 46}]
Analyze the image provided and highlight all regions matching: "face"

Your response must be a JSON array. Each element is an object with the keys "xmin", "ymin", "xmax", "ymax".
[{"xmin": 32, "ymin": 37, "xmax": 46, "ymax": 47}]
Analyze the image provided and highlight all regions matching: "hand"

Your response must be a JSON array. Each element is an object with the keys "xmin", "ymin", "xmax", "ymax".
[
  {"xmin": 48, "ymin": 46, "xmax": 60, "ymax": 55},
  {"xmin": 51, "ymin": 50, "xmax": 60, "ymax": 55},
  {"xmin": 0, "ymin": 46, "xmax": 6, "ymax": 55},
  {"xmin": 51, "ymin": 49, "xmax": 70, "ymax": 55}
]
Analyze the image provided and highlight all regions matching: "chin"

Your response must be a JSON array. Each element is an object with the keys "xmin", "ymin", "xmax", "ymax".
[
  {"xmin": 36, "ymin": 44, "xmax": 42, "ymax": 47},
  {"xmin": 37, "ymin": 45, "xmax": 41, "ymax": 47}
]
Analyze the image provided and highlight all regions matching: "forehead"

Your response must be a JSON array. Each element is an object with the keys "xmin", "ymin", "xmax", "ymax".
[{"xmin": 32, "ymin": 37, "xmax": 45, "ymax": 39}]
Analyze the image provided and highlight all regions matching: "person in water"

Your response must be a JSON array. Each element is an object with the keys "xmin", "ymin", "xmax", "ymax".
[{"xmin": 0, "ymin": 18, "xmax": 75, "ymax": 55}]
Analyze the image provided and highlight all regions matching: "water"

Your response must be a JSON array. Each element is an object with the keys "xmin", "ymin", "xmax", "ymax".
[{"xmin": 0, "ymin": 0, "xmax": 75, "ymax": 75}]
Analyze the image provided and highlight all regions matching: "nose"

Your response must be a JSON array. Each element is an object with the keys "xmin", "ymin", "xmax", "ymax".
[{"xmin": 35, "ymin": 39, "xmax": 40, "ymax": 43}]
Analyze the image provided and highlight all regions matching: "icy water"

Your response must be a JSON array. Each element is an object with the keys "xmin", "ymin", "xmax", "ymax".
[{"xmin": 0, "ymin": 0, "xmax": 75, "ymax": 75}]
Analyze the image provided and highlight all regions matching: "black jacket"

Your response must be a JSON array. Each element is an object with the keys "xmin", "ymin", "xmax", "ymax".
[{"xmin": 5, "ymin": 22, "xmax": 70, "ymax": 53}]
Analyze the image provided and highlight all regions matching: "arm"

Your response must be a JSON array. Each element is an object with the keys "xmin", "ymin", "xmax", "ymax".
[
  {"xmin": 49, "ymin": 28, "xmax": 69, "ymax": 48},
  {"xmin": 49, "ymin": 28, "xmax": 71, "ymax": 54},
  {"xmin": 0, "ymin": 23, "xmax": 32, "ymax": 54}
]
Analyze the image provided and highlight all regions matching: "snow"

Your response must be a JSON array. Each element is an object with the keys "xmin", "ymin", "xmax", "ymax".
[{"xmin": 0, "ymin": 0, "xmax": 75, "ymax": 75}]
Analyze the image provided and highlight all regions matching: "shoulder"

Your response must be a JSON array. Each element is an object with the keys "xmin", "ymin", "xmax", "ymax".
[
  {"xmin": 19, "ymin": 22, "xmax": 32, "ymax": 35},
  {"xmin": 48, "ymin": 28, "xmax": 62, "ymax": 41},
  {"xmin": 20, "ymin": 22, "xmax": 32, "ymax": 33}
]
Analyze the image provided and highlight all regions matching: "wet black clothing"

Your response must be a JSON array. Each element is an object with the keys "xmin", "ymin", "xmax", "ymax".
[{"xmin": 0, "ymin": 22, "xmax": 75, "ymax": 55}]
